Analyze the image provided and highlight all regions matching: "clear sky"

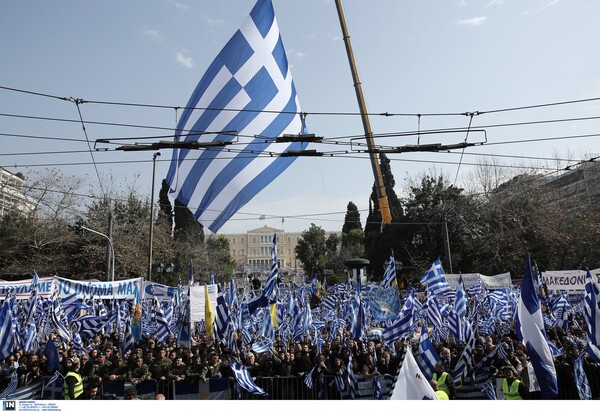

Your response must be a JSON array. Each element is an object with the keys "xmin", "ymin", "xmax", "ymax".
[{"xmin": 2, "ymin": 0, "xmax": 599, "ymax": 234}]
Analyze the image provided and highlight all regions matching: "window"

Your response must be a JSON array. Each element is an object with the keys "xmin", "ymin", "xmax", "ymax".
[{"xmin": 232, "ymin": 238, "xmax": 236, "ymax": 244}]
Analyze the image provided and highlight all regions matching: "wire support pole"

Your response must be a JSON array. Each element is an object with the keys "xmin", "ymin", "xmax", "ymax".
[
  {"xmin": 147, "ymin": 152, "xmax": 161, "ymax": 282},
  {"xmin": 335, "ymin": 0, "xmax": 391, "ymax": 227}
]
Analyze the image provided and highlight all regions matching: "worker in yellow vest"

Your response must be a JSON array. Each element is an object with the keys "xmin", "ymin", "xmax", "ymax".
[
  {"xmin": 430, "ymin": 379, "xmax": 450, "ymax": 400},
  {"xmin": 63, "ymin": 357, "xmax": 84, "ymax": 400},
  {"xmin": 432, "ymin": 361, "xmax": 456, "ymax": 400},
  {"xmin": 501, "ymin": 366, "xmax": 527, "ymax": 400}
]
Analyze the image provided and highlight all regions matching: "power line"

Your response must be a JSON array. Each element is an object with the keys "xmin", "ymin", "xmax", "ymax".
[{"xmin": 3, "ymin": 84, "xmax": 600, "ymax": 118}]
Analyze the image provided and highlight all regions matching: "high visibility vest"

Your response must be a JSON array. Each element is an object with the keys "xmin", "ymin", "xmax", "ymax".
[
  {"xmin": 63, "ymin": 371, "xmax": 83, "ymax": 400},
  {"xmin": 432, "ymin": 372, "xmax": 450, "ymax": 396},
  {"xmin": 502, "ymin": 378, "xmax": 522, "ymax": 400},
  {"xmin": 436, "ymin": 390, "xmax": 449, "ymax": 400}
]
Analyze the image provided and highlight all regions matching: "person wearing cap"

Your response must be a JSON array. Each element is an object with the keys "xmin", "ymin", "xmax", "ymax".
[
  {"xmin": 187, "ymin": 355, "xmax": 208, "ymax": 382},
  {"xmin": 501, "ymin": 366, "xmax": 527, "ymax": 400},
  {"xmin": 432, "ymin": 361, "xmax": 456, "ymax": 400},
  {"xmin": 63, "ymin": 357, "xmax": 83, "ymax": 400},
  {"xmin": 128, "ymin": 356, "xmax": 152, "ymax": 385},
  {"xmin": 105, "ymin": 355, "xmax": 128, "ymax": 382},
  {"xmin": 89, "ymin": 350, "xmax": 111, "ymax": 384}
]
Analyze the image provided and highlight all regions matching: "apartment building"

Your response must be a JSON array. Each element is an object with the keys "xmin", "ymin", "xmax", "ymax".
[{"xmin": 0, "ymin": 168, "xmax": 35, "ymax": 217}]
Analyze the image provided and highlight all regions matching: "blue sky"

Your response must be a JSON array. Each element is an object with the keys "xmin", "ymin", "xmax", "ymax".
[{"xmin": 2, "ymin": 0, "xmax": 599, "ymax": 234}]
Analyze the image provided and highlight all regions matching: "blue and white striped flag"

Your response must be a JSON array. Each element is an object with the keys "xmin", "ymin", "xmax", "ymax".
[
  {"xmin": 0, "ymin": 371, "xmax": 18, "ymax": 398},
  {"xmin": 515, "ymin": 254, "xmax": 558, "ymax": 399},
  {"xmin": 381, "ymin": 252, "xmax": 396, "ymax": 288},
  {"xmin": 215, "ymin": 287, "xmax": 230, "ymax": 342},
  {"xmin": 25, "ymin": 271, "xmax": 39, "ymax": 325},
  {"xmin": 50, "ymin": 291, "xmax": 71, "ymax": 343},
  {"xmin": 417, "ymin": 323, "xmax": 440, "ymax": 381},
  {"xmin": 574, "ymin": 349, "xmax": 592, "ymax": 400},
  {"xmin": 304, "ymin": 365, "xmax": 316, "ymax": 389},
  {"xmin": 584, "ymin": 270, "xmax": 600, "ymax": 362},
  {"xmin": 230, "ymin": 360, "xmax": 266, "ymax": 396},
  {"xmin": 420, "ymin": 259, "xmax": 452, "ymax": 298},
  {"xmin": 0, "ymin": 296, "xmax": 16, "ymax": 361},
  {"xmin": 426, "ymin": 296, "xmax": 443, "ymax": 329},
  {"xmin": 121, "ymin": 318, "xmax": 135, "ymax": 357},
  {"xmin": 383, "ymin": 292, "xmax": 414, "ymax": 346},
  {"xmin": 454, "ymin": 275, "xmax": 467, "ymax": 318},
  {"xmin": 165, "ymin": 0, "xmax": 308, "ymax": 233},
  {"xmin": 262, "ymin": 233, "xmax": 279, "ymax": 302}
]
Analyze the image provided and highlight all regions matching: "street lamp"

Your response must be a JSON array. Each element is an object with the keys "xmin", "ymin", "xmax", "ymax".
[
  {"xmin": 76, "ymin": 221, "xmax": 115, "ymax": 282},
  {"xmin": 148, "ymin": 152, "xmax": 161, "ymax": 282}
]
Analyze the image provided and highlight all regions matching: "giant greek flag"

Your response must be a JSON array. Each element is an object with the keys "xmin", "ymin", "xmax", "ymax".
[{"xmin": 166, "ymin": 0, "xmax": 307, "ymax": 233}]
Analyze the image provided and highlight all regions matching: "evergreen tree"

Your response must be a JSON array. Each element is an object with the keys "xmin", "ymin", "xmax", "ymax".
[{"xmin": 342, "ymin": 201, "xmax": 362, "ymax": 233}]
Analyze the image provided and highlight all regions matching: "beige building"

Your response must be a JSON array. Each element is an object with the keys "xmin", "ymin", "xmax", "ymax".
[
  {"xmin": 0, "ymin": 167, "xmax": 35, "ymax": 217},
  {"xmin": 218, "ymin": 225, "xmax": 303, "ymax": 273}
]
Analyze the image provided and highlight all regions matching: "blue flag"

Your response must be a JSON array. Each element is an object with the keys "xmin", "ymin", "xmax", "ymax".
[
  {"xmin": 165, "ymin": 0, "xmax": 307, "ymax": 233},
  {"xmin": 44, "ymin": 339, "xmax": 60, "ymax": 372},
  {"xmin": 515, "ymin": 254, "xmax": 558, "ymax": 399}
]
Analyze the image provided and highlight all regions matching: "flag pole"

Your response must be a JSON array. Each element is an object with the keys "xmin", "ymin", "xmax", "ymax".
[{"xmin": 334, "ymin": 0, "xmax": 392, "ymax": 228}]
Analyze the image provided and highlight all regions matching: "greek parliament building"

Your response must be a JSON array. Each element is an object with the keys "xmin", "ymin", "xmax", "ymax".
[
  {"xmin": 214, "ymin": 225, "xmax": 340, "ymax": 274},
  {"xmin": 0, "ymin": 167, "xmax": 35, "ymax": 217}
]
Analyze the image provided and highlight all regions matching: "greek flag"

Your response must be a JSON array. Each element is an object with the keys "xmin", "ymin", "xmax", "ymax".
[
  {"xmin": 262, "ymin": 233, "xmax": 279, "ymax": 302},
  {"xmin": 381, "ymin": 252, "xmax": 396, "ymax": 288},
  {"xmin": 153, "ymin": 298, "xmax": 171, "ymax": 344},
  {"xmin": 452, "ymin": 318, "xmax": 475, "ymax": 384},
  {"xmin": 417, "ymin": 323, "xmax": 440, "ymax": 380},
  {"xmin": 121, "ymin": 318, "xmax": 135, "ymax": 357},
  {"xmin": 574, "ymin": 349, "xmax": 592, "ymax": 400},
  {"xmin": 304, "ymin": 365, "xmax": 316, "ymax": 389},
  {"xmin": 0, "ymin": 371, "xmax": 18, "ymax": 398},
  {"xmin": 215, "ymin": 287, "xmax": 230, "ymax": 342},
  {"xmin": 454, "ymin": 275, "xmax": 467, "ymax": 317},
  {"xmin": 584, "ymin": 270, "xmax": 600, "ymax": 362},
  {"xmin": 427, "ymin": 296, "xmax": 443, "ymax": 329},
  {"xmin": 0, "ymin": 297, "xmax": 15, "ymax": 360},
  {"xmin": 71, "ymin": 331, "xmax": 83, "ymax": 356},
  {"xmin": 50, "ymin": 292, "xmax": 71, "ymax": 343},
  {"xmin": 25, "ymin": 271, "xmax": 39, "ymax": 325},
  {"xmin": 383, "ymin": 292, "xmax": 414, "ymax": 346},
  {"xmin": 515, "ymin": 254, "xmax": 558, "ymax": 399},
  {"xmin": 165, "ymin": 0, "xmax": 307, "ymax": 233},
  {"xmin": 231, "ymin": 360, "xmax": 266, "ymax": 395},
  {"xmin": 420, "ymin": 259, "xmax": 452, "ymax": 298}
]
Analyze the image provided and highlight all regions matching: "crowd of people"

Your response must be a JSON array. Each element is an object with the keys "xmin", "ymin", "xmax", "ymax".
[{"xmin": 0, "ymin": 309, "xmax": 598, "ymax": 400}]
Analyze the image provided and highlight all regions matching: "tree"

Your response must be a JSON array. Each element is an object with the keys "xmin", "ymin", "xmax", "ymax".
[
  {"xmin": 365, "ymin": 153, "xmax": 404, "ymax": 234},
  {"xmin": 202, "ymin": 236, "xmax": 237, "ymax": 283},
  {"xmin": 295, "ymin": 224, "xmax": 328, "ymax": 278},
  {"xmin": 342, "ymin": 202, "xmax": 362, "ymax": 233}
]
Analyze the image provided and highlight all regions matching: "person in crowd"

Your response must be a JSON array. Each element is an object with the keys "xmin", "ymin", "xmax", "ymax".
[
  {"xmin": 168, "ymin": 356, "xmax": 188, "ymax": 382},
  {"xmin": 501, "ymin": 365, "xmax": 528, "ymax": 400},
  {"xmin": 81, "ymin": 383, "xmax": 99, "ymax": 400},
  {"xmin": 432, "ymin": 361, "xmax": 455, "ymax": 400},
  {"xmin": 127, "ymin": 355, "xmax": 152, "ymax": 385},
  {"xmin": 430, "ymin": 379, "xmax": 449, "ymax": 400},
  {"xmin": 63, "ymin": 357, "xmax": 83, "ymax": 400},
  {"xmin": 123, "ymin": 387, "xmax": 139, "ymax": 400}
]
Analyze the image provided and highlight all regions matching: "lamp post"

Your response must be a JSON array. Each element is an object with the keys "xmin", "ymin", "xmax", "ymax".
[
  {"xmin": 77, "ymin": 222, "xmax": 115, "ymax": 282},
  {"xmin": 148, "ymin": 151, "xmax": 161, "ymax": 282}
]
